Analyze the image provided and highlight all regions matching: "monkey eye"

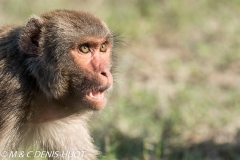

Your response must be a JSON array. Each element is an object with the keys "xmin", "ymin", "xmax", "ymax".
[
  {"xmin": 100, "ymin": 43, "xmax": 107, "ymax": 52},
  {"xmin": 78, "ymin": 44, "xmax": 90, "ymax": 54}
]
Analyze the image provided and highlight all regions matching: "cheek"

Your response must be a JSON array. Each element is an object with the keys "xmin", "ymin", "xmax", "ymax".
[{"xmin": 70, "ymin": 50, "xmax": 91, "ymax": 71}]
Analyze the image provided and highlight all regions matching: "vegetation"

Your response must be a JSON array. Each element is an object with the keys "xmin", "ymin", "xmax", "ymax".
[{"xmin": 1, "ymin": 0, "xmax": 240, "ymax": 159}]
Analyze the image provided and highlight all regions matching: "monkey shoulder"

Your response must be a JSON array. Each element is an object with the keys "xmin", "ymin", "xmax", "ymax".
[{"xmin": 0, "ymin": 25, "xmax": 20, "ymax": 37}]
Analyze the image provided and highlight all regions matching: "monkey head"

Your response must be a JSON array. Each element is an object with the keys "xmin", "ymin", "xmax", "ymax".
[{"xmin": 19, "ymin": 10, "xmax": 114, "ymax": 114}]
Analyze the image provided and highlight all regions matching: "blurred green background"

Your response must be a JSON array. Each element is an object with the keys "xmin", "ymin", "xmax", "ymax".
[{"xmin": 1, "ymin": 0, "xmax": 240, "ymax": 160}]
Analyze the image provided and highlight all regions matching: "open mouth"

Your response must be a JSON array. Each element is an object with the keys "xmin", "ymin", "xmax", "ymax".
[
  {"xmin": 88, "ymin": 90, "xmax": 105, "ymax": 100},
  {"xmin": 86, "ymin": 85, "xmax": 109, "ymax": 101}
]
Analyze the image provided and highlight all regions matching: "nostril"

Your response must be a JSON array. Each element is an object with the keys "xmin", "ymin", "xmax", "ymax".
[{"xmin": 101, "ymin": 71, "xmax": 108, "ymax": 78}]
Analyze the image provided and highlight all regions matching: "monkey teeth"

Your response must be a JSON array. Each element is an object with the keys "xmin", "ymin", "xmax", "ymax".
[
  {"xmin": 87, "ymin": 85, "xmax": 109, "ymax": 101},
  {"xmin": 89, "ymin": 91, "xmax": 104, "ymax": 100}
]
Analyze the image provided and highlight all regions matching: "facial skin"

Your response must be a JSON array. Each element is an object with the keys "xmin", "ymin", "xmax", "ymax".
[{"xmin": 70, "ymin": 37, "xmax": 113, "ymax": 110}]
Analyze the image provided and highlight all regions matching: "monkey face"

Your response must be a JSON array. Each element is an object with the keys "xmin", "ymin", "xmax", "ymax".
[
  {"xmin": 19, "ymin": 10, "xmax": 115, "ymax": 121},
  {"xmin": 69, "ymin": 37, "xmax": 113, "ymax": 110}
]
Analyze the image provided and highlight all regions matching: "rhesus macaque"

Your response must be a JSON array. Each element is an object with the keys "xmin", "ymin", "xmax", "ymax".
[{"xmin": 0, "ymin": 10, "xmax": 116, "ymax": 160}]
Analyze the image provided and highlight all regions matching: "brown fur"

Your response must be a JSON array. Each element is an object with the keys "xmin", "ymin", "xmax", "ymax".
[{"xmin": 0, "ymin": 10, "xmax": 115, "ymax": 160}]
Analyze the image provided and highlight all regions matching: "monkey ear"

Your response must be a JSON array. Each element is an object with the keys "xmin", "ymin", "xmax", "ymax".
[{"xmin": 20, "ymin": 16, "xmax": 44, "ymax": 56}]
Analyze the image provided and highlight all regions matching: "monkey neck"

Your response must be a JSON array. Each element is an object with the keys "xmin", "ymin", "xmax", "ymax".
[{"xmin": 31, "ymin": 92, "xmax": 89, "ymax": 123}]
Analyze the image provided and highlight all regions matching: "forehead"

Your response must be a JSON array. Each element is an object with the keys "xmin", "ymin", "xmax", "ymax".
[
  {"xmin": 43, "ymin": 10, "xmax": 111, "ymax": 37},
  {"xmin": 41, "ymin": 10, "xmax": 113, "ymax": 47}
]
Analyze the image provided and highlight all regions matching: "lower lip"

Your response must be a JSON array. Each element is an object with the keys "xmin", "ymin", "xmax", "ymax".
[{"xmin": 85, "ymin": 94, "xmax": 107, "ymax": 110}]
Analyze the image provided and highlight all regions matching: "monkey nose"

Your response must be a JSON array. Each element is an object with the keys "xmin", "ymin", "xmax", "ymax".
[
  {"xmin": 101, "ymin": 70, "xmax": 108, "ymax": 78},
  {"xmin": 99, "ymin": 69, "xmax": 113, "ymax": 85}
]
